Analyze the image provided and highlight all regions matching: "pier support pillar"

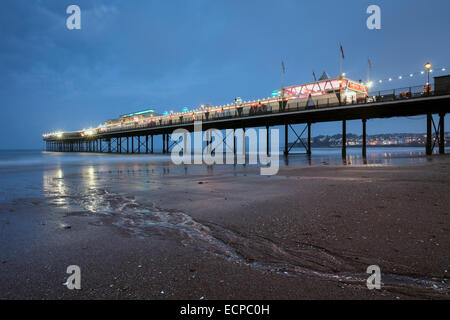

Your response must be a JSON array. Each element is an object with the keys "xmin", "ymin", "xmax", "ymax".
[
  {"xmin": 151, "ymin": 135, "xmax": 154, "ymax": 153},
  {"xmin": 145, "ymin": 135, "xmax": 149, "ymax": 154},
  {"xmin": 166, "ymin": 133, "xmax": 170, "ymax": 153},
  {"xmin": 162, "ymin": 134, "xmax": 166, "ymax": 153},
  {"xmin": 362, "ymin": 119, "xmax": 367, "ymax": 158},
  {"xmin": 439, "ymin": 113, "xmax": 445, "ymax": 154},
  {"xmin": 284, "ymin": 124, "xmax": 288, "ymax": 155},
  {"xmin": 342, "ymin": 120, "xmax": 347, "ymax": 158},
  {"xmin": 242, "ymin": 127, "xmax": 246, "ymax": 156},
  {"xmin": 184, "ymin": 132, "xmax": 188, "ymax": 155},
  {"xmin": 205, "ymin": 130, "xmax": 210, "ymax": 154},
  {"xmin": 307, "ymin": 122, "xmax": 312, "ymax": 155},
  {"xmin": 127, "ymin": 137, "xmax": 129, "ymax": 153},
  {"xmin": 426, "ymin": 113, "xmax": 432, "ymax": 156},
  {"xmin": 266, "ymin": 125, "xmax": 270, "ymax": 155},
  {"xmin": 138, "ymin": 136, "xmax": 141, "ymax": 153},
  {"xmin": 233, "ymin": 129, "xmax": 236, "ymax": 155},
  {"xmin": 132, "ymin": 136, "xmax": 135, "ymax": 153}
]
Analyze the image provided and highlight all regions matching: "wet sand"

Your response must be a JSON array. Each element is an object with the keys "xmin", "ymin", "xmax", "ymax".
[{"xmin": 0, "ymin": 156, "xmax": 449, "ymax": 299}]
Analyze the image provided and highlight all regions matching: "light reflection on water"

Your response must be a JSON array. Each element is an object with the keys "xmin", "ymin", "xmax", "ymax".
[
  {"xmin": 0, "ymin": 147, "xmax": 447, "ymax": 202},
  {"xmin": 32, "ymin": 147, "xmax": 448, "ymax": 208}
]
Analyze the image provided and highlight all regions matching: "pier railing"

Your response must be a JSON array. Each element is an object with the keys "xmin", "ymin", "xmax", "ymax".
[{"xmin": 96, "ymin": 85, "xmax": 439, "ymax": 135}]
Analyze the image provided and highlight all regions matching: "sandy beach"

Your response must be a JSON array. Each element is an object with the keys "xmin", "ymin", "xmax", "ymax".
[{"xmin": 0, "ymin": 154, "xmax": 449, "ymax": 300}]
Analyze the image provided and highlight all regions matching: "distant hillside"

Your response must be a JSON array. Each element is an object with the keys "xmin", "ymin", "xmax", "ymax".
[{"xmin": 291, "ymin": 132, "xmax": 450, "ymax": 147}]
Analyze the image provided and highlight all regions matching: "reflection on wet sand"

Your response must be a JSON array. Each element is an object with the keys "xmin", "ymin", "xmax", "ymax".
[
  {"xmin": 33, "ymin": 149, "xmax": 450, "ymax": 299},
  {"xmin": 40, "ymin": 170, "xmax": 450, "ymax": 298},
  {"xmin": 43, "ymin": 168, "xmax": 67, "ymax": 206}
]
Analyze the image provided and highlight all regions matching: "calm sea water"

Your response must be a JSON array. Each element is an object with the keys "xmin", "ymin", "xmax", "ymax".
[{"xmin": 0, "ymin": 147, "xmax": 447, "ymax": 202}]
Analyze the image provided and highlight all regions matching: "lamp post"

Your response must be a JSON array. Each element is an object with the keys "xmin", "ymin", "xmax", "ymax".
[{"xmin": 425, "ymin": 62, "xmax": 432, "ymax": 95}]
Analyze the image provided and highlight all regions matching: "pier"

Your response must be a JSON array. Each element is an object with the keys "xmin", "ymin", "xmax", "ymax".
[{"xmin": 43, "ymin": 83, "xmax": 449, "ymax": 158}]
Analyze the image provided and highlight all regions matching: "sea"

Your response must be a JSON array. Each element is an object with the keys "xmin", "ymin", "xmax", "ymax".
[{"xmin": 0, "ymin": 147, "xmax": 448, "ymax": 203}]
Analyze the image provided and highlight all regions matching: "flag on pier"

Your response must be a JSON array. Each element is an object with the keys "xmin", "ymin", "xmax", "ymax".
[
  {"xmin": 281, "ymin": 60, "xmax": 286, "ymax": 74},
  {"xmin": 339, "ymin": 42, "xmax": 345, "ymax": 59}
]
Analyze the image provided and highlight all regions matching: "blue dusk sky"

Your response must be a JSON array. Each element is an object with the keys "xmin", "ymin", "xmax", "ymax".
[{"xmin": 0, "ymin": 0, "xmax": 449, "ymax": 149}]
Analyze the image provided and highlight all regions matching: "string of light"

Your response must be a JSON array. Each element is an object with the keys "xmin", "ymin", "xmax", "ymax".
[{"xmin": 363, "ymin": 65, "xmax": 449, "ymax": 87}]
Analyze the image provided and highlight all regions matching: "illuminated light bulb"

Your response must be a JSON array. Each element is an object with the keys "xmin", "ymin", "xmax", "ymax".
[
  {"xmin": 442, "ymin": 68, "xmax": 446, "ymax": 71},
  {"xmin": 421, "ymin": 71, "xmax": 425, "ymax": 74},
  {"xmin": 388, "ymin": 78, "xmax": 392, "ymax": 81},
  {"xmin": 399, "ymin": 76, "xmax": 402, "ymax": 79},
  {"xmin": 379, "ymin": 80, "xmax": 382, "ymax": 83},
  {"xmin": 342, "ymin": 72, "xmax": 346, "ymax": 76},
  {"xmin": 410, "ymin": 74, "xmax": 413, "ymax": 77},
  {"xmin": 430, "ymin": 69, "xmax": 433, "ymax": 73}
]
